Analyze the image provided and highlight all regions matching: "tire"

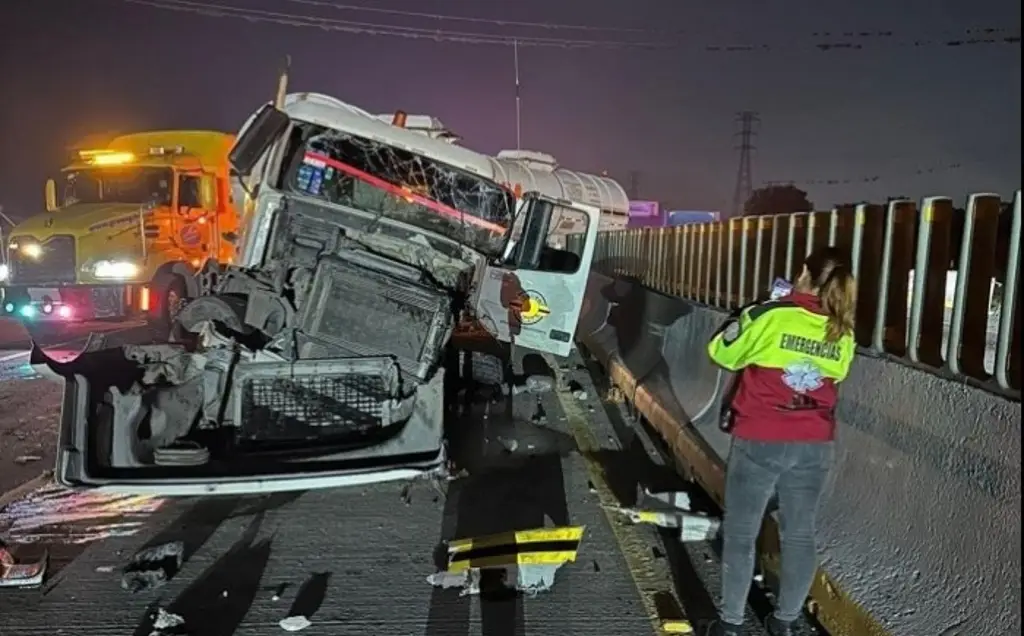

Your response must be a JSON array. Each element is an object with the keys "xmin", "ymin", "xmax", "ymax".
[{"xmin": 470, "ymin": 351, "xmax": 505, "ymax": 386}]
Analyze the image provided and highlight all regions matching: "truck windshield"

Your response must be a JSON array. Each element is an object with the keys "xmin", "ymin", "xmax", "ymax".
[
  {"xmin": 60, "ymin": 167, "xmax": 173, "ymax": 207},
  {"xmin": 281, "ymin": 124, "xmax": 515, "ymax": 256}
]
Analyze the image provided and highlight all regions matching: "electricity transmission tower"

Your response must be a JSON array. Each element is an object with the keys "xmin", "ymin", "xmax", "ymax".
[{"xmin": 731, "ymin": 111, "xmax": 759, "ymax": 218}]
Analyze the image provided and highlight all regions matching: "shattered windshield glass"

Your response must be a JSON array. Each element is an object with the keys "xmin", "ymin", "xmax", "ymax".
[{"xmin": 280, "ymin": 123, "xmax": 515, "ymax": 256}]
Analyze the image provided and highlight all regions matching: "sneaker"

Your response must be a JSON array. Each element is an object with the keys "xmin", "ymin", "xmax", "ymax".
[
  {"xmin": 766, "ymin": 615, "xmax": 794, "ymax": 636},
  {"xmin": 701, "ymin": 619, "xmax": 744, "ymax": 636}
]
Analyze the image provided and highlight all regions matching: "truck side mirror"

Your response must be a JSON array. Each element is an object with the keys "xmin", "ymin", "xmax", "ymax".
[
  {"xmin": 45, "ymin": 179, "xmax": 58, "ymax": 212},
  {"xmin": 229, "ymin": 105, "xmax": 289, "ymax": 177}
]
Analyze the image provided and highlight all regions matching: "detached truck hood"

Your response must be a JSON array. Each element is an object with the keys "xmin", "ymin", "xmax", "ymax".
[{"xmin": 11, "ymin": 203, "xmax": 145, "ymax": 240}]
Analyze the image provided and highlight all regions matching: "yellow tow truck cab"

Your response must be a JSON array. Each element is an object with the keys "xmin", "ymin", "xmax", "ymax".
[{"xmin": 1, "ymin": 130, "xmax": 238, "ymax": 326}]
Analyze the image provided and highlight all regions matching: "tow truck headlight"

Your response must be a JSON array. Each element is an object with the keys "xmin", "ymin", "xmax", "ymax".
[
  {"xmin": 0, "ymin": 263, "xmax": 8, "ymax": 281},
  {"xmin": 92, "ymin": 260, "xmax": 140, "ymax": 280}
]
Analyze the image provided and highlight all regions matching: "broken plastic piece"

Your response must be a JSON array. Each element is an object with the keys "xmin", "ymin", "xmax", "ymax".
[
  {"xmin": 607, "ymin": 507, "xmax": 720, "ymax": 542},
  {"xmin": 444, "ymin": 525, "xmax": 584, "ymax": 573},
  {"xmin": 642, "ymin": 487, "xmax": 692, "ymax": 511},
  {"xmin": 427, "ymin": 526, "xmax": 585, "ymax": 596},
  {"xmin": 279, "ymin": 615, "xmax": 312, "ymax": 631},
  {"xmin": 150, "ymin": 608, "xmax": 186, "ymax": 635},
  {"xmin": 122, "ymin": 541, "xmax": 184, "ymax": 593},
  {"xmin": 661, "ymin": 618, "xmax": 694, "ymax": 633},
  {"xmin": 0, "ymin": 547, "xmax": 47, "ymax": 588}
]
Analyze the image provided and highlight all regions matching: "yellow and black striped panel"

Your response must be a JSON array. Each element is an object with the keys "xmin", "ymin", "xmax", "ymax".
[{"xmin": 445, "ymin": 526, "xmax": 585, "ymax": 573}]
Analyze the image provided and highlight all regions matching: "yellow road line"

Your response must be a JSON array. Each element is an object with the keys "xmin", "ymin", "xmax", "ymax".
[{"xmin": 556, "ymin": 388, "xmax": 692, "ymax": 635}]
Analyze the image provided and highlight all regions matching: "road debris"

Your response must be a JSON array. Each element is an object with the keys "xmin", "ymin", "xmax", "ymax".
[
  {"xmin": 0, "ymin": 543, "xmax": 47, "ymax": 588},
  {"xmin": 642, "ymin": 488, "xmax": 692, "ymax": 511},
  {"xmin": 14, "ymin": 454, "xmax": 42, "ymax": 464},
  {"xmin": 122, "ymin": 540, "xmax": 184, "ymax": 593},
  {"xmin": 427, "ymin": 526, "xmax": 584, "ymax": 597},
  {"xmin": 279, "ymin": 615, "xmax": 312, "ymax": 632},
  {"xmin": 605, "ymin": 506, "xmax": 720, "ymax": 542},
  {"xmin": 148, "ymin": 607, "xmax": 186, "ymax": 636}
]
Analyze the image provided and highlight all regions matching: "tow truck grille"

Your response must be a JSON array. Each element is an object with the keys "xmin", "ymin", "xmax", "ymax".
[{"xmin": 10, "ymin": 235, "xmax": 77, "ymax": 284}]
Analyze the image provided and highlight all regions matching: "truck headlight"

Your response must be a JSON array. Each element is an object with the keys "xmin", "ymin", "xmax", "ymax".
[
  {"xmin": 93, "ymin": 260, "xmax": 140, "ymax": 280},
  {"xmin": 0, "ymin": 263, "xmax": 8, "ymax": 281}
]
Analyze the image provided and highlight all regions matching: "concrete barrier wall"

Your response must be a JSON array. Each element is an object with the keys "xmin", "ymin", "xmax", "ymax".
[{"xmin": 578, "ymin": 271, "xmax": 1021, "ymax": 636}]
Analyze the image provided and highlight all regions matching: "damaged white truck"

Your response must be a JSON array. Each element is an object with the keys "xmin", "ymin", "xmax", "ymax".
[{"xmin": 36, "ymin": 93, "xmax": 618, "ymax": 495}]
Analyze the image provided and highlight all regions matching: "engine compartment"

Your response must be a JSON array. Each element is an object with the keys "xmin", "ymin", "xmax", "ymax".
[{"xmin": 42, "ymin": 195, "xmax": 474, "ymax": 481}]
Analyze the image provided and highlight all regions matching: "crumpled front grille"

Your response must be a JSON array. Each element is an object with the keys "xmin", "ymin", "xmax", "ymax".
[
  {"xmin": 10, "ymin": 235, "xmax": 77, "ymax": 284},
  {"xmin": 233, "ymin": 357, "xmax": 402, "ymax": 444}
]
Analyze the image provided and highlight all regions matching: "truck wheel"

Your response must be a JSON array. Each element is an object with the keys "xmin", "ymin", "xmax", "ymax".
[{"xmin": 149, "ymin": 273, "xmax": 188, "ymax": 341}]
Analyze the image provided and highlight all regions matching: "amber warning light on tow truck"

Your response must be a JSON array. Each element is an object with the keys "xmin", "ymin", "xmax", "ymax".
[{"xmin": 78, "ymin": 149, "xmax": 136, "ymax": 166}]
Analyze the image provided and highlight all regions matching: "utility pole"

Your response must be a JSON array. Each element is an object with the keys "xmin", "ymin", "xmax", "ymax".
[
  {"xmin": 732, "ymin": 111, "xmax": 759, "ymax": 218},
  {"xmin": 513, "ymin": 40, "xmax": 521, "ymax": 150},
  {"xmin": 275, "ymin": 55, "xmax": 291, "ymax": 109},
  {"xmin": 627, "ymin": 170, "xmax": 640, "ymax": 200}
]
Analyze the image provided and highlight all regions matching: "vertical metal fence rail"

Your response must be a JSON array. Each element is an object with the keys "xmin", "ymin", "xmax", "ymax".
[
  {"xmin": 782, "ymin": 215, "xmax": 797, "ymax": 281},
  {"xmin": 948, "ymin": 194, "xmax": 1001, "ymax": 377},
  {"xmin": 752, "ymin": 217, "xmax": 768, "ymax": 300},
  {"xmin": 995, "ymin": 191, "xmax": 1022, "ymax": 391},
  {"xmin": 908, "ymin": 197, "xmax": 954, "ymax": 367},
  {"xmin": 583, "ymin": 188, "xmax": 1019, "ymax": 395},
  {"xmin": 696, "ymin": 225, "xmax": 708, "ymax": 304},
  {"xmin": 725, "ymin": 219, "xmax": 738, "ymax": 309},
  {"xmin": 739, "ymin": 217, "xmax": 755, "ymax": 305},
  {"xmin": 706, "ymin": 224, "xmax": 718, "ymax": 306},
  {"xmin": 680, "ymin": 226, "xmax": 693, "ymax": 299},
  {"xmin": 853, "ymin": 204, "xmax": 884, "ymax": 347}
]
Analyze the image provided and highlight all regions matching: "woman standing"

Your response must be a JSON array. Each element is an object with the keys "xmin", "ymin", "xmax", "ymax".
[{"xmin": 704, "ymin": 246, "xmax": 858, "ymax": 636}]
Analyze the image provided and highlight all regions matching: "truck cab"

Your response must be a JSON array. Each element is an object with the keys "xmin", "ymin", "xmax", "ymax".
[
  {"xmin": 37, "ymin": 94, "xmax": 603, "ymax": 496},
  {"xmin": 0, "ymin": 131, "xmax": 237, "ymax": 330}
]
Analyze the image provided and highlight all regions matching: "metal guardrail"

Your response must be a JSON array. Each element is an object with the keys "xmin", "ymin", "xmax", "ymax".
[{"xmin": 569, "ymin": 191, "xmax": 1021, "ymax": 395}]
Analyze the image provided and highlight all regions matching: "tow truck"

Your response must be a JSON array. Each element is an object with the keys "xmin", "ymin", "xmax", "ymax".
[
  {"xmin": 35, "ymin": 91, "xmax": 615, "ymax": 496},
  {"xmin": 0, "ymin": 131, "xmax": 238, "ymax": 333}
]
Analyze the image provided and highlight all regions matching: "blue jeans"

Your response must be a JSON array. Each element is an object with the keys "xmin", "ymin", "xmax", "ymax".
[{"xmin": 719, "ymin": 438, "xmax": 834, "ymax": 626}]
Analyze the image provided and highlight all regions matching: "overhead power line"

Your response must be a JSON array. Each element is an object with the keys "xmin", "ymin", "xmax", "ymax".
[
  {"xmin": 764, "ymin": 162, "xmax": 966, "ymax": 187},
  {"xmin": 281, "ymin": 0, "xmax": 676, "ymax": 35},
  {"xmin": 116, "ymin": 0, "xmax": 1022, "ymax": 51}
]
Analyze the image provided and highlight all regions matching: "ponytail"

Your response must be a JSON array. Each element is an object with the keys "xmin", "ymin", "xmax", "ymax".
[
  {"xmin": 821, "ymin": 267, "xmax": 856, "ymax": 342},
  {"xmin": 803, "ymin": 247, "xmax": 857, "ymax": 342}
]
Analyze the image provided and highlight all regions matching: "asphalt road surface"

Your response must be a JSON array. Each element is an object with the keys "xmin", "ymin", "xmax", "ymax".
[
  {"xmin": 0, "ymin": 317, "xmax": 153, "ymax": 498},
  {"xmin": 0, "ymin": 319, "xmax": 816, "ymax": 635}
]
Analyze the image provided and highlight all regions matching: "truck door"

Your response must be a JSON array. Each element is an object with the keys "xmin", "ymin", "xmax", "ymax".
[
  {"xmin": 473, "ymin": 193, "xmax": 599, "ymax": 358},
  {"xmin": 175, "ymin": 172, "xmax": 216, "ymax": 262}
]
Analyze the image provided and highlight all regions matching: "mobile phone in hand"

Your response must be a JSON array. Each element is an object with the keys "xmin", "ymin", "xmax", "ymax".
[{"xmin": 770, "ymin": 278, "xmax": 793, "ymax": 300}]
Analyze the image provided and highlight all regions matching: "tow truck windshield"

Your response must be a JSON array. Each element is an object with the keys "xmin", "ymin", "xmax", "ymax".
[
  {"xmin": 60, "ymin": 167, "xmax": 173, "ymax": 207},
  {"xmin": 280, "ymin": 123, "xmax": 515, "ymax": 257}
]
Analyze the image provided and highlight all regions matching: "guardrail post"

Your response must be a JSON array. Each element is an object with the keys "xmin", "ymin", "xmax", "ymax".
[
  {"xmin": 696, "ymin": 223, "xmax": 704, "ymax": 303},
  {"xmin": 948, "ymin": 194, "xmax": 1000, "ymax": 378},
  {"xmin": 908, "ymin": 197, "xmax": 953, "ymax": 367},
  {"xmin": 725, "ymin": 218, "xmax": 738, "ymax": 309},
  {"xmin": 995, "ymin": 191, "xmax": 1021, "ymax": 391},
  {"xmin": 872, "ymin": 199, "xmax": 916, "ymax": 354}
]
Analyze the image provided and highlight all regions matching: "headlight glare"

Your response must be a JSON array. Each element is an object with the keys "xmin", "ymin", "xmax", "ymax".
[{"xmin": 93, "ymin": 260, "xmax": 140, "ymax": 279}]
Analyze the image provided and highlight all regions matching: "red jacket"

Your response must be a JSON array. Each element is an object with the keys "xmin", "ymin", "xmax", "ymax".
[{"xmin": 707, "ymin": 292, "xmax": 856, "ymax": 442}]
